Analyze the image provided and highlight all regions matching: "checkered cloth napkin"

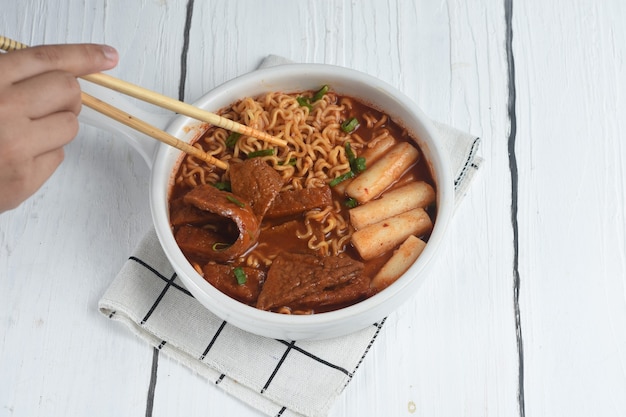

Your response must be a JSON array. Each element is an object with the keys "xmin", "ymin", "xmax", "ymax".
[{"xmin": 98, "ymin": 57, "xmax": 482, "ymax": 417}]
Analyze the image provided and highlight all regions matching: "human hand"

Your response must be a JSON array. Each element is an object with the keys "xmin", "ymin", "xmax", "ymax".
[{"xmin": 0, "ymin": 43, "xmax": 119, "ymax": 212}]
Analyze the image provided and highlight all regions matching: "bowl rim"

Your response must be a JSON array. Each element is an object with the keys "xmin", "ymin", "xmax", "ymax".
[{"xmin": 149, "ymin": 63, "xmax": 454, "ymax": 339}]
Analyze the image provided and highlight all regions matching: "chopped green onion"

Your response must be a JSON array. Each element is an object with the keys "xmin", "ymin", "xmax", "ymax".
[
  {"xmin": 296, "ymin": 96, "xmax": 312, "ymax": 110},
  {"xmin": 341, "ymin": 117, "xmax": 359, "ymax": 133},
  {"xmin": 329, "ymin": 171, "xmax": 355, "ymax": 187},
  {"xmin": 233, "ymin": 267, "xmax": 247, "ymax": 285},
  {"xmin": 212, "ymin": 242, "xmax": 230, "ymax": 251},
  {"xmin": 213, "ymin": 181, "xmax": 231, "ymax": 192},
  {"xmin": 311, "ymin": 84, "xmax": 329, "ymax": 102},
  {"xmin": 345, "ymin": 142, "xmax": 356, "ymax": 161},
  {"xmin": 279, "ymin": 157, "xmax": 297, "ymax": 166},
  {"xmin": 353, "ymin": 156, "xmax": 366, "ymax": 173},
  {"xmin": 226, "ymin": 195, "xmax": 245, "ymax": 208},
  {"xmin": 247, "ymin": 149, "xmax": 275, "ymax": 158},
  {"xmin": 226, "ymin": 132, "xmax": 241, "ymax": 148},
  {"xmin": 345, "ymin": 142, "xmax": 366, "ymax": 173},
  {"xmin": 344, "ymin": 197, "xmax": 358, "ymax": 208}
]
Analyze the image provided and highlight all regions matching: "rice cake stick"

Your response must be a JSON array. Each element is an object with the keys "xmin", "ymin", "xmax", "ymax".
[
  {"xmin": 351, "ymin": 207, "xmax": 433, "ymax": 260},
  {"xmin": 349, "ymin": 181, "xmax": 435, "ymax": 230},
  {"xmin": 371, "ymin": 235, "xmax": 426, "ymax": 291},
  {"xmin": 332, "ymin": 136, "xmax": 397, "ymax": 196},
  {"xmin": 359, "ymin": 135, "xmax": 397, "ymax": 165},
  {"xmin": 346, "ymin": 142, "xmax": 420, "ymax": 203}
]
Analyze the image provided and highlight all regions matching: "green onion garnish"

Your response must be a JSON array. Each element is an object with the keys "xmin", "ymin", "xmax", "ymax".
[
  {"xmin": 353, "ymin": 156, "xmax": 366, "ymax": 173},
  {"xmin": 341, "ymin": 117, "xmax": 359, "ymax": 133},
  {"xmin": 345, "ymin": 142, "xmax": 356, "ymax": 161},
  {"xmin": 226, "ymin": 195, "xmax": 245, "ymax": 208},
  {"xmin": 345, "ymin": 142, "xmax": 366, "ymax": 173},
  {"xmin": 344, "ymin": 197, "xmax": 358, "ymax": 208},
  {"xmin": 213, "ymin": 181, "xmax": 231, "ymax": 192},
  {"xmin": 296, "ymin": 96, "xmax": 312, "ymax": 110},
  {"xmin": 212, "ymin": 242, "xmax": 230, "ymax": 251},
  {"xmin": 226, "ymin": 132, "xmax": 241, "ymax": 148},
  {"xmin": 311, "ymin": 85, "xmax": 329, "ymax": 102},
  {"xmin": 329, "ymin": 171, "xmax": 355, "ymax": 187},
  {"xmin": 233, "ymin": 267, "xmax": 247, "ymax": 285},
  {"xmin": 247, "ymin": 149, "xmax": 275, "ymax": 158}
]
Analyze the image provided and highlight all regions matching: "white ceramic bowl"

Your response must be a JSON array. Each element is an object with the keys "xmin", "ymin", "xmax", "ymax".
[{"xmin": 145, "ymin": 64, "xmax": 453, "ymax": 340}]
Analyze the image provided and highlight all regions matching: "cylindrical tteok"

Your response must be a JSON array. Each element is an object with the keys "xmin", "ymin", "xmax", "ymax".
[
  {"xmin": 346, "ymin": 142, "xmax": 420, "ymax": 203},
  {"xmin": 349, "ymin": 181, "xmax": 435, "ymax": 230},
  {"xmin": 351, "ymin": 207, "xmax": 433, "ymax": 261}
]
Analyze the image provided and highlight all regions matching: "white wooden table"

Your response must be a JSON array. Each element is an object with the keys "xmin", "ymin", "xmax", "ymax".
[{"xmin": 2, "ymin": 1, "xmax": 625, "ymax": 416}]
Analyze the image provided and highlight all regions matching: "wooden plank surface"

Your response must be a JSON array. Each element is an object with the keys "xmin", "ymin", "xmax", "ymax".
[
  {"xmin": 514, "ymin": 1, "xmax": 626, "ymax": 416},
  {"xmin": 0, "ymin": 1, "xmax": 625, "ymax": 417}
]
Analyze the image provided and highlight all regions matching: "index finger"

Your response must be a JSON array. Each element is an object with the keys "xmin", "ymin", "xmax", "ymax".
[{"xmin": 0, "ymin": 43, "xmax": 118, "ymax": 84}]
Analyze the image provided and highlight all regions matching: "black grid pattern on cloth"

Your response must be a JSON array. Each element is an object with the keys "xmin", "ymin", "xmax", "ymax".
[
  {"xmin": 259, "ymin": 319, "xmax": 386, "ymax": 394},
  {"xmin": 342, "ymin": 319, "xmax": 386, "ymax": 388},
  {"xmin": 200, "ymin": 320, "xmax": 227, "ymax": 361},
  {"xmin": 454, "ymin": 136, "xmax": 481, "ymax": 190},
  {"xmin": 128, "ymin": 253, "xmax": 386, "ymax": 400}
]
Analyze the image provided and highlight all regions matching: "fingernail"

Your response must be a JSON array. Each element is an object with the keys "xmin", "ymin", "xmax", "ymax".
[{"xmin": 101, "ymin": 44, "xmax": 118, "ymax": 61}]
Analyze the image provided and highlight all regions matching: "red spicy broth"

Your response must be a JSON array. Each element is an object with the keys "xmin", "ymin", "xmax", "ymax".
[{"xmin": 168, "ymin": 88, "xmax": 436, "ymax": 313}]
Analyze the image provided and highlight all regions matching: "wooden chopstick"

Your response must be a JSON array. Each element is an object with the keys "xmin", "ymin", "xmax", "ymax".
[
  {"xmin": 81, "ymin": 72, "xmax": 288, "ymax": 148},
  {"xmin": 0, "ymin": 35, "xmax": 228, "ymax": 168},
  {"xmin": 80, "ymin": 93, "xmax": 228, "ymax": 169}
]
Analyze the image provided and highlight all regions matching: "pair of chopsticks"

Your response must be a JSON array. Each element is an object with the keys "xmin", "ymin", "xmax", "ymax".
[{"xmin": 0, "ymin": 36, "xmax": 288, "ymax": 170}]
